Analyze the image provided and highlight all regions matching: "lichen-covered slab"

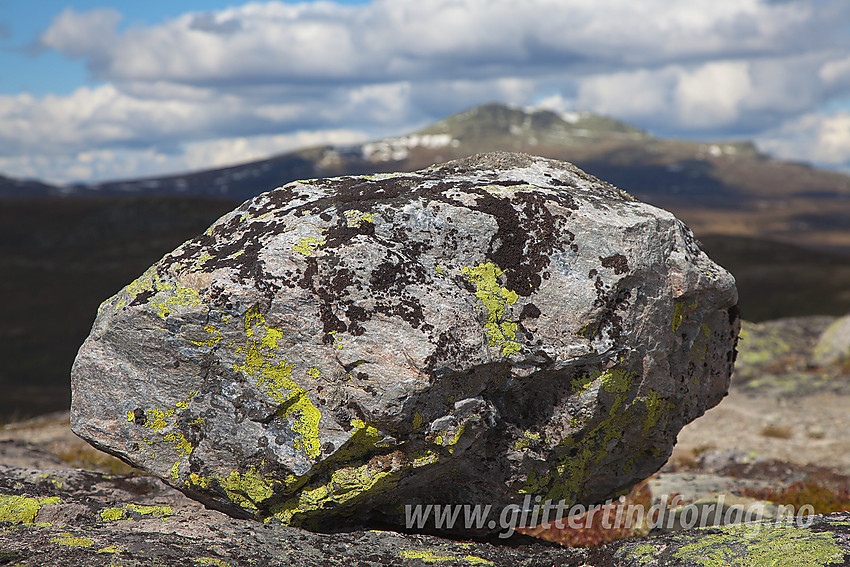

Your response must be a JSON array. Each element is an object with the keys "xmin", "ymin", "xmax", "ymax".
[
  {"xmin": 0, "ymin": 464, "xmax": 587, "ymax": 566},
  {"xmin": 610, "ymin": 515, "xmax": 850, "ymax": 567},
  {"xmin": 71, "ymin": 152, "xmax": 739, "ymax": 534}
]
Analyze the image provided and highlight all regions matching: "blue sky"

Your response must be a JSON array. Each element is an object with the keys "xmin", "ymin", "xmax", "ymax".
[
  {"xmin": 0, "ymin": 0, "xmax": 373, "ymax": 94},
  {"xmin": 0, "ymin": 1, "xmax": 236, "ymax": 94},
  {"xmin": 2, "ymin": 0, "xmax": 850, "ymax": 184}
]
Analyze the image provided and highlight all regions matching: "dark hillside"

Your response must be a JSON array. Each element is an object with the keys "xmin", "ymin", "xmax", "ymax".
[{"xmin": 0, "ymin": 196, "xmax": 236, "ymax": 421}]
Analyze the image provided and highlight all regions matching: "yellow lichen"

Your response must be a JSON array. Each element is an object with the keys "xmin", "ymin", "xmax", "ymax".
[
  {"xmin": 217, "ymin": 468, "xmax": 276, "ymax": 512},
  {"xmin": 432, "ymin": 424, "xmax": 466, "ymax": 454},
  {"xmin": 0, "ymin": 495, "xmax": 59, "ymax": 524},
  {"xmin": 341, "ymin": 419, "xmax": 384, "ymax": 457},
  {"xmin": 343, "ymin": 209, "xmax": 374, "ymax": 228},
  {"xmin": 153, "ymin": 284, "xmax": 202, "ymax": 319},
  {"xmin": 398, "ymin": 550, "xmax": 494, "ymax": 565},
  {"xmin": 145, "ymin": 408, "xmax": 169, "ymax": 431},
  {"xmin": 99, "ymin": 507, "xmax": 126, "ymax": 521},
  {"xmin": 189, "ymin": 473, "xmax": 210, "ymax": 488},
  {"xmin": 271, "ymin": 463, "xmax": 400, "ymax": 525},
  {"xmin": 412, "ymin": 449, "xmax": 441, "ymax": 467},
  {"xmin": 100, "ymin": 503, "xmax": 173, "ymax": 520},
  {"xmin": 293, "ymin": 236, "xmax": 325, "ymax": 256},
  {"xmin": 641, "ymin": 390, "xmax": 674, "ymax": 435},
  {"xmin": 188, "ymin": 324, "xmax": 223, "ymax": 347},
  {"xmin": 522, "ymin": 364, "xmax": 641, "ymax": 502},
  {"xmin": 195, "ymin": 559, "xmax": 231, "ymax": 567},
  {"xmin": 514, "ymin": 430, "xmax": 541, "ymax": 450},
  {"xmin": 97, "ymin": 545, "xmax": 123, "ymax": 554},
  {"xmin": 113, "ymin": 266, "xmax": 204, "ymax": 319},
  {"xmin": 399, "ymin": 550, "xmax": 457, "ymax": 563},
  {"xmin": 36, "ymin": 474, "xmax": 64, "ymax": 489},
  {"xmin": 50, "ymin": 534, "xmax": 95, "ymax": 547},
  {"xmin": 672, "ymin": 299, "xmax": 698, "ymax": 332},
  {"xmin": 130, "ymin": 392, "xmax": 200, "ymax": 485},
  {"xmin": 234, "ymin": 306, "xmax": 322, "ymax": 460},
  {"xmin": 163, "ymin": 432, "xmax": 193, "ymax": 457},
  {"xmin": 629, "ymin": 543, "xmax": 659, "ymax": 564},
  {"xmin": 461, "ymin": 262, "xmax": 520, "ymax": 356},
  {"xmin": 267, "ymin": 419, "xmax": 402, "ymax": 525},
  {"xmin": 462, "ymin": 557, "xmax": 495, "ymax": 566},
  {"xmin": 673, "ymin": 521, "xmax": 844, "ymax": 566}
]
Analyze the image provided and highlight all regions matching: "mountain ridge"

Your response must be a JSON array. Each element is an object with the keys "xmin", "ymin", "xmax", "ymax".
[
  {"xmin": 3, "ymin": 102, "xmax": 850, "ymax": 252},
  {"xmin": 0, "ymin": 102, "xmax": 804, "ymax": 199}
]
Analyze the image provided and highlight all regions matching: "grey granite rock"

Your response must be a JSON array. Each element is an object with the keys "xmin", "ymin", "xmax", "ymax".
[
  {"xmin": 71, "ymin": 152, "xmax": 739, "ymax": 535},
  {"xmin": 813, "ymin": 313, "xmax": 850, "ymax": 368}
]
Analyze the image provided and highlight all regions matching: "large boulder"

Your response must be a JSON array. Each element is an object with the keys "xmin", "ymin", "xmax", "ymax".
[{"xmin": 71, "ymin": 152, "xmax": 738, "ymax": 534}]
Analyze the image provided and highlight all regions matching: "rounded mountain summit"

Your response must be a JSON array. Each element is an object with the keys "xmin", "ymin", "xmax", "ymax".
[{"xmin": 71, "ymin": 152, "xmax": 739, "ymax": 535}]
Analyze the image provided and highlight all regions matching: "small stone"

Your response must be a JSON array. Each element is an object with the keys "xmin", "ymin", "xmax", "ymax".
[{"xmin": 807, "ymin": 424, "xmax": 827, "ymax": 439}]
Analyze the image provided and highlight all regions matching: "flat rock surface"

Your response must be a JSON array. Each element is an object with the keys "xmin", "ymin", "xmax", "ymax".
[
  {"xmin": 672, "ymin": 390, "xmax": 850, "ymax": 474},
  {"xmin": 0, "ymin": 464, "xmax": 582, "ymax": 567},
  {"xmin": 2, "ymin": 458, "xmax": 850, "ymax": 566}
]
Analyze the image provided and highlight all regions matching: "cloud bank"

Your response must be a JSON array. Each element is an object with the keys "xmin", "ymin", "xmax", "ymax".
[{"xmin": 3, "ymin": 0, "xmax": 850, "ymax": 183}]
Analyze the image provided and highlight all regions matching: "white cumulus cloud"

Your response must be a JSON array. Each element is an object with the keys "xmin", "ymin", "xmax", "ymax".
[
  {"xmin": 0, "ymin": 0, "xmax": 848, "ymax": 183},
  {"xmin": 758, "ymin": 111, "xmax": 850, "ymax": 170}
]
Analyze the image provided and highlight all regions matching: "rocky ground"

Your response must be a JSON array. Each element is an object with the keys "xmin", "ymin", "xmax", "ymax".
[
  {"xmin": 2, "ymin": 315, "xmax": 850, "ymax": 565},
  {"xmin": 673, "ymin": 316, "xmax": 850, "ymax": 476}
]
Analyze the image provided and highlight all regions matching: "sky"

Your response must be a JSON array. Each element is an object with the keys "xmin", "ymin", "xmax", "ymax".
[{"xmin": 2, "ymin": 0, "xmax": 850, "ymax": 185}]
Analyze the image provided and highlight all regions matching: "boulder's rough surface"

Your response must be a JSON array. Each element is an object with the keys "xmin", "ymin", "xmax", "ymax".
[{"xmin": 71, "ymin": 152, "xmax": 738, "ymax": 534}]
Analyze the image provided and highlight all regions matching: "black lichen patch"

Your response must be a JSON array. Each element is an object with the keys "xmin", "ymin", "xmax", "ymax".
[
  {"xmin": 583, "ymin": 268, "xmax": 633, "ymax": 343},
  {"xmin": 600, "ymin": 253, "xmax": 629, "ymax": 275},
  {"xmin": 520, "ymin": 303, "xmax": 541, "ymax": 320},
  {"xmin": 128, "ymin": 288, "xmax": 156, "ymax": 307},
  {"xmin": 132, "ymin": 408, "xmax": 147, "ymax": 427},
  {"xmin": 331, "ymin": 176, "xmax": 414, "ymax": 203},
  {"xmin": 423, "ymin": 329, "xmax": 472, "ymax": 372},
  {"xmin": 441, "ymin": 187, "xmax": 576, "ymax": 298},
  {"xmin": 369, "ymin": 253, "xmax": 431, "ymax": 330},
  {"xmin": 323, "ymin": 211, "xmax": 376, "ymax": 249}
]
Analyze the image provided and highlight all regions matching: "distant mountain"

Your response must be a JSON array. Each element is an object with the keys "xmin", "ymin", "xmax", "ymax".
[
  {"xmin": 25, "ymin": 101, "xmax": 840, "ymax": 253},
  {"xmin": 0, "ymin": 174, "xmax": 66, "ymax": 198}
]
